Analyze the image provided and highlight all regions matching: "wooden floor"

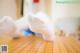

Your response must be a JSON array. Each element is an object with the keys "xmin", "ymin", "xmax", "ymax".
[{"xmin": 0, "ymin": 36, "xmax": 80, "ymax": 53}]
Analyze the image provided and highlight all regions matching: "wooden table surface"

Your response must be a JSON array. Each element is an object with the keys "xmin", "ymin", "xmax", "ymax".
[{"xmin": 0, "ymin": 36, "xmax": 80, "ymax": 53}]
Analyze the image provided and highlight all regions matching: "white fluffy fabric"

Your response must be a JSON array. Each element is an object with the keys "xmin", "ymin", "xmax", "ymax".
[
  {"xmin": 15, "ymin": 12, "xmax": 55, "ymax": 40},
  {"xmin": 27, "ymin": 11, "xmax": 55, "ymax": 40},
  {"xmin": 15, "ymin": 16, "xmax": 29, "ymax": 35},
  {"xmin": 0, "ymin": 16, "xmax": 16, "ymax": 38}
]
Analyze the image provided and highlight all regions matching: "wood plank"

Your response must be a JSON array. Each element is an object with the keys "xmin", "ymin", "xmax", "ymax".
[
  {"xmin": 8, "ymin": 36, "xmax": 53, "ymax": 53},
  {"xmin": 1, "ymin": 36, "xmax": 80, "ymax": 53},
  {"xmin": 43, "ymin": 41, "xmax": 53, "ymax": 53},
  {"xmin": 53, "ymin": 38, "xmax": 61, "ymax": 53},
  {"xmin": 61, "ymin": 37, "xmax": 77, "ymax": 53},
  {"xmin": 66, "ymin": 37, "xmax": 80, "ymax": 53},
  {"xmin": 57, "ymin": 38, "xmax": 68, "ymax": 53}
]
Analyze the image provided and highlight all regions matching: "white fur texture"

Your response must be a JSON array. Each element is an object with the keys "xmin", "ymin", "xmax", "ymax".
[
  {"xmin": 15, "ymin": 16, "xmax": 29, "ymax": 35},
  {"xmin": 28, "ymin": 12, "xmax": 55, "ymax": 40},
  {"xmin": 15, "ymin": 12, "xmax": 55, "ymax": 40},
  {"xmin": 0, "ymin": 16, "xmax": 16, "ymax": 38}
]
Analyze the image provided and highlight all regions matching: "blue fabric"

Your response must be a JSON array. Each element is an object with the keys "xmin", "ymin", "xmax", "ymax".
[
  {"xmin": 22, "ymin": 31, "xmax": 31, "ymax": 36},
  {"xmin": 22, "ymin": 28, "xmax": 35, "ymax": 36}
]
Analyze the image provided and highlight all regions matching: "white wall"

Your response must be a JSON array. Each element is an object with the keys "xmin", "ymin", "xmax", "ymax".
[
  {"xmin": 24, "ymin": 0, "xmax": 32, "ymax": 16},
  {"xmin": 0, "ymin": 0, "xmax": 16, "ymax": 19},
  {"xmin": 52, "ymin": 0, "xmax": 80, "ymax": 21},
  {"xmin": 53, "ymin": 4, "xmax": 80, "ymax": 18},
  {"xmin": 24, "ymin": 0, "xmax": 45, "ymax": 16},
  {"xmin": 54, "ymin": 18, "xmax": 80, "ymax": 34},
  {"xmin": 51, "ymin": 0, "xmax": 80, "ymax": 37}
]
